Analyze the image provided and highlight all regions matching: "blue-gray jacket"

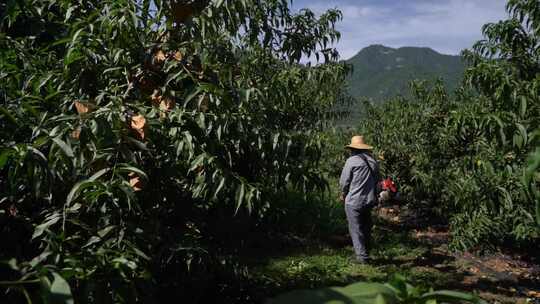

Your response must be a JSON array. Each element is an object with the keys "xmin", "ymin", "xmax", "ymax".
[{"xmin": 339, "ymin": 153, "xmax": 379, "ymax": 208}]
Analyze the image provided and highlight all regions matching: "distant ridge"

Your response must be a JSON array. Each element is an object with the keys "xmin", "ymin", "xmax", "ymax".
[{"xmin": 345, "ymin": 45, "xmax": 465, "ymax": 101}]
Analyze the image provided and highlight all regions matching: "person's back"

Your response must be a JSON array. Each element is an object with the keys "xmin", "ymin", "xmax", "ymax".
[{"xmin": 340, "ymin": 152, "xmax": 379, "ymax": 208}]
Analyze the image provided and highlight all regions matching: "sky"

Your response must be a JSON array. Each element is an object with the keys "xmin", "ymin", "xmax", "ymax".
[{"xmin": 291, "ymin": 0, "xmax": 509, "ymax": 60}]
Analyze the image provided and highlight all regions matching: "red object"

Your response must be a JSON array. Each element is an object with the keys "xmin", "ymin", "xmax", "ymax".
[
  {"xmin": 8, "ymin": 204, "xmax": 18, "ymax": 217},
  {"xmin": 380, "ymin": 178, "xmax": 397, "ymax": 193}
]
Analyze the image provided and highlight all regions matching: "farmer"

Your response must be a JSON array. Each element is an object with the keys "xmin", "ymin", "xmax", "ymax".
[{"xmin": 339, "ymin": 135, "xmax": 379, "ymax": 264}]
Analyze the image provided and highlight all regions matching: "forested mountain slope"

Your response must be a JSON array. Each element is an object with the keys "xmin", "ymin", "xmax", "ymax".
[{"xmin": 345, "ymin": 45, "xmax": 465, "ymax": 101}]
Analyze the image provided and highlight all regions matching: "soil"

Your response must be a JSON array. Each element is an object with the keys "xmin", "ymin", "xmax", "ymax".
[{"xmin": 377, "ymin": 205, "xmax": 540, "ymax": 304}]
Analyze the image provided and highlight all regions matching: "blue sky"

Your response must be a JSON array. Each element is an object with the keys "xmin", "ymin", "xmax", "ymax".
[{"xmin": 291, "ymin": 0, "xmax": 509, "ymax": 60}]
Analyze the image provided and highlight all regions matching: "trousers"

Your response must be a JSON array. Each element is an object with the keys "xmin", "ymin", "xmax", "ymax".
[{"xmin": 345, "ymin": 204, "xmax": 373, "ymax": 261}]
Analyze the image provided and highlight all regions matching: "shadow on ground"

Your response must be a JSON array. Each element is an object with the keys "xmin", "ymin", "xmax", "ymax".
[{"xmin": 242, "ymin": 206, "xmax": 540, "ymax": 303}]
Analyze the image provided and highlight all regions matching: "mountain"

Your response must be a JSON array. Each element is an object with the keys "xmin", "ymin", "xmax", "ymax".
[{"xmin": 345, "ymin": 45, "xmax": 466, "ymax": 101}]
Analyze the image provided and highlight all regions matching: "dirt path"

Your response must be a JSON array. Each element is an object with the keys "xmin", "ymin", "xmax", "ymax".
[
  {"xmin": 378, "ymin": 206, "xmax": 540, "ymax": 303},
  {"xmin": 246, "ymin": 205, "xmax": 540, "ymax": 303}
]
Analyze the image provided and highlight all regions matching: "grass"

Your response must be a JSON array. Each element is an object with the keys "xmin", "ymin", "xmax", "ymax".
[
  {"xmin": 242, "ymin": 213, "xmax": 461, "ymax": 302},
  {"xmin": 228, "ymin": 185, "xmax": 538, "ymax": 303}
]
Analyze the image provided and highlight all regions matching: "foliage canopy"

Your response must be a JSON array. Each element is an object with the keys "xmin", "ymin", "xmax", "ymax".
[{"xmin": 0, "ymin": 0, "xmax": 348, "ymax": 302}]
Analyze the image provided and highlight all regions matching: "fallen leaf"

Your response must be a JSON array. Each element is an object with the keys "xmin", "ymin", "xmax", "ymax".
[
  {"xmin": 527, "ymin": 291, "xmax": 540, "ymax": 298},
  {"xmin": 129, "ymin": 172, "xmax": 143, "ymax": 192},
  {"xmin": 131, "ymin": 114, "xmax": 146, "ymax": 129},
  {"xmin": 74, "ymin": 100, "xmax": 91, "ymax": 114},
  {"xmin": 160, "ymin": 97, "xmax": 175, "ymax": 111},
  {"xmin": 151, "ymin": 90, "xmax": 162, "ymax": 106},
  {"xmin": 71, "ymin": 127, "xmax": 81, "ymax": 139},
  {"xmin": 131, "ymin": 114, "xmax": 146, "ymax": 139},
  {"xmin": 159, "ymin": 97, "xmax": 175, "ymax": 119},
  {"xmin": 172, "ymin": 51, "xmax": 183, "ymax": 61},
  {"xmin": 154, "ymin": 50, "xmax": 166, "ymax": 64}
]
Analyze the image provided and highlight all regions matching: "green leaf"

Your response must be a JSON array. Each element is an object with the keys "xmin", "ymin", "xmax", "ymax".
[
  {"xmin": 189, "ymin": 153, "xmax": 206, "ymax": 172},
  {"xmin": 234, "ymin": 182, "xmax": 246, "ymax": 214},
  {"xmin": 519, "ymin": 95, "xmax": 527, "ymax": 117},
  {"xmin": 116, "ymin": 164, "xmax": 148, "ymax": 181},
  {"xmin": 125, "ymin": 136, "xmax": 149, "ymax": 151},
  {"xmin": 268, "ymin": 283, "xmax": 396, "ymax": 304},
  {"xmin": 52, "ymin": 137, "xmax": 74, "ymax": 158},
  {"xmin": 89, "ymin": 168, "xmax": 110, "ymax": 181},
  {"xmin": 184, "ymin": 88, "xmax": 202, "ymax": 107},
  {"xmin": 421, "ymin": 290, "xmax": 486, "ymax": 303},
  {"xmin": 523, "ymin": 148, "xmax": 540, "ymax": 226},
  {"xmin": 374, "ymin": 294, "xmax": 388, "ymax": 304},
  {"xmin": 32, "ymin": 213, "xmax": 61, "ymax": 239},
  {"xmin": 342, "ymin": 282, "xmax": 396, "ymax": 300},
  {"xmin": 214, "ymin": 0, "xmax": 225, "ymax": 8},
  {"xmin": 30, "ymin": 147, "xmax": 48, "ymax": 162},
  {"xmin": 214, "ymin": 176, "xmax": 225, "ymax": 199},
  {"xmin": 183, "ymin": 131, "xmax": 194, "ymax": 158},
  {"xmin": 0, "ymin": 149, "xmax": 12, "ymax": 169},
  {"xmin": 97, "ymin": 225, "xmax": 116, "ymax": 238},
  {"xmin": 0, "ymin": 106, "xmax": 19, "ymax": 126},
  {"xmin": 49, "ymin": 272, "xmax": 74, "ymax": 304},
  {"xmin": 487, "ymin": 114, "xmax": 506, "ymax": 144},
  {"xmin": 512, "ymin": 123, "xmax": 528, "ymax": 149},
  {"xmin": 64, "ymin": 6, "xmax": 75, "ymax": 22},
  {"xmin": 267, "ymin": 287, "xmax": 358, "ymax": 304},
  {"xmin": 82, "ymin": 236, "xmax": 101, "ymax": 248},
  {"xmin": 51, "ymin": 37, "xmax": 72, "ymax": 47},
  {"xmin": 537, "ymin": 193, "xmax": 540, "ymax": 227},
  {"xmin": 40, "ymin": 275, "xmax": 52, "ymax": 296},
  {"xmin": 524, "ymin": 148, "xmax": 540, "ymax": 184},
  {"xmin": 273, "ymin": 133, "xmax": 280, "ymax": 150},
  {"xmin": 64, "ymin": 48, "xmax": 83, "ymax": 67},
  {"xmin": 132, "ymin": 246, "xmax": 150, "ymax": 261},
  {"xmin": 66, "ymin": 180, "xmax": 98, "ymax": 205}
]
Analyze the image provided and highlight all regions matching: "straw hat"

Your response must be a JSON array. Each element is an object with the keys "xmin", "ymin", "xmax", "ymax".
[{"xmin": 345, "ymin": 135, "xmax": 373, "ymax": 150}]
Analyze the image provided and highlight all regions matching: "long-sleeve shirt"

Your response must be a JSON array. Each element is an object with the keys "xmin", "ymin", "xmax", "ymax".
[{"xmin": 339, "ymin": 153, "xmax": 379, "ymax": 208}]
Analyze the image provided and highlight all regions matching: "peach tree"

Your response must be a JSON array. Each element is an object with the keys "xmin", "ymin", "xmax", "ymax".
[{"xmin": 0, "ymin": 0, "xmax": 347, "ymax": 302}]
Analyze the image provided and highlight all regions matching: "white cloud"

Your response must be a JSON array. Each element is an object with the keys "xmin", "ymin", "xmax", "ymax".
[{"xmin": 293, "ymin": 0, "xmax": 509, "ymax": 60}]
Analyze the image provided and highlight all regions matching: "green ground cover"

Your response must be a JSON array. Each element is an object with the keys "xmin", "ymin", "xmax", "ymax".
[{"xmin": 246, "ymin": 211, "xmax": 538, "ymax": 303}]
